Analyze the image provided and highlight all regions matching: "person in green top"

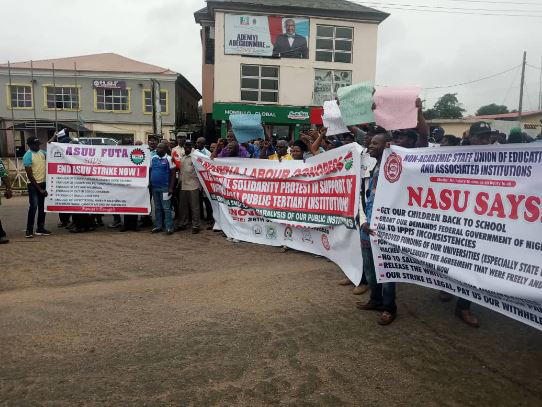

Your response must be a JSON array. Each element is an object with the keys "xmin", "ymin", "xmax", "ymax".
[
  {"xmin": 0, "ymin": 158, "xmax": 13, "ymax": 244},
  {"xmin": 23, "ymin": 136, "xmax": 51, "ymax": 238}
]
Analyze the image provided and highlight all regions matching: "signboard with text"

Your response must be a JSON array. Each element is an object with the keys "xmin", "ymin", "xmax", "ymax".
[
  {"xmin": 192, "ymin": 144, "xmax": 365, "ymax": 284},
  {"xmin": 45, "ymin": 142, "xmax": 151, "ymax": 215},
  {"xmin": 372, "ymin": 145, "xmax": 542, "ymax": 330},
  {"xmin": 224, "ymin": 14, "xmax": 310, "ymax": 58}
]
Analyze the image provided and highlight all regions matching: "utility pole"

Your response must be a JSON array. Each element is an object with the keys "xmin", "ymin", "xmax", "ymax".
[
  {"xmin": 538, "ymin": 56, "xmax": 542, "ymax": 110},
  {"xmin": 518, "ymin": 51, "xmax": 526, "ymax": 120}
]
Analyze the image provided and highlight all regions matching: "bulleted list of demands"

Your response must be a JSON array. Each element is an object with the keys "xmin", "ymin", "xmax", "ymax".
[
  {"xmin": 45, "ymin": 143, "xmax": 151, "ymax": 215},
  {"xmin": 371, "ymin": 145, "xmax": 542, "ymax": 330}
]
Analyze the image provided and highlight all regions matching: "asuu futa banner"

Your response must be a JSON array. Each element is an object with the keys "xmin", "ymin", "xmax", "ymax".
[
  {"xmin": 192, "ymin": 144, "xmax": 364, "ymax": 285},
  {"xmin": 372, "ymin": 144, "xmax": 542, "ymax": 330},
  {"xmin": 45, "ymin": 142, "xmax": 151, "ymax": 215}
]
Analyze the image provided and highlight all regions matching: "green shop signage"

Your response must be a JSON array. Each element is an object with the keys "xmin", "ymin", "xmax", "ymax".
[{"xmin": 213, "ymin": 103, "xmax": 311, "ymax": 124}]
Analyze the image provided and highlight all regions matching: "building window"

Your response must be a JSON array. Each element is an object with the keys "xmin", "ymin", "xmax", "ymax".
[
  {"xmin": 315, "ymin": 25, "xmax": 353, "ymax": 63},
  {"xmin": 46, "ymin": 86, "xmax": 79, "ymax": 110},
  {"xmin": 9, "ymin": 85, "xmax": 32, "ymax": 108},
  {"xmin": 95, "ymin": 88, "xmax": 130, "ymax": 112},
  {"xmin": 313, "ymin": 69, "xmax": 352, "ymax": 106},
  {"xmin": 240, "ymin": 65, "xmax": 279, "ymax": 103},
  {"xmin": 143, "ymin": 90, "xmax": 168, "ymax": 114}
]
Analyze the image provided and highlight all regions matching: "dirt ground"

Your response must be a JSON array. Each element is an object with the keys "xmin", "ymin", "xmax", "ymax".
[{"xmin": 0, "ymin": 196, "xmax": 541, "ymax": 406}]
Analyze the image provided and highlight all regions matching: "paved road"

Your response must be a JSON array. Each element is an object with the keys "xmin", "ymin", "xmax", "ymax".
[{"xmin": 1, "ymin": 197, "xmax": 541, "ymax": 406}]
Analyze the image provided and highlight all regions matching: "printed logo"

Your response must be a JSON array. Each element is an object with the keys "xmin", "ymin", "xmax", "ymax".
[
  {"xmin": 53, "ymin": 148, "xmax": 63, "ymax": 158},
  {"xmin": 302, "ymin": 229, "xmax": 313, "ymax": 244},
  {"xmin": 287, "ymin": 111, "xmax": 309, "ymax": 120},
  {"xmin": 284, "ymin": 226, "xmax": 293, "ymax": 241},
  {"xmin": 321, "ymin": 234, "xmax": 330, "ymax": 251},
  {"xmin": 253, "ymin": 225, "xmax": 263, "ymax": 236},
  {"xmin": 130, "ymin": 148, "xmax": 146, "ymax": 165},
  {"xmin": 240, "ymin": 16, "xmax": 249, "ymax": 25},
  {"xmin": 342, "ymin": 151, "xmax": 354, "ymax": 171},
  {"xmin": 384, "ymin": 152, "xmax": 402, "ymax": 183},
  {"xmin": 266, "ymin": 225, "xmax": 277, "ymax": 240}
]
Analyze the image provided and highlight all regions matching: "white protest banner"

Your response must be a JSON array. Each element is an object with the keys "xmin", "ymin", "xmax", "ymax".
[
  {"xmin": 192, "ymin": 144, "xmax": 364, "ymax": 285},
  {"xmin": 372, "ymin": 144, "xmax": 542, "ymax": 330},
  {"xmin": 45, "ymin": 142, "xmax": 151, "ymax": 215}
]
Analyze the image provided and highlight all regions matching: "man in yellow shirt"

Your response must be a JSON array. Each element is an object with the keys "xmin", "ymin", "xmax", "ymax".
[
  {"xmin": 267, "ymin": 140, "xmax": 293, "ymax": 162},
  {"xmin": 23, "ymin": 136, "xmax": 51, "ymax": 238}
]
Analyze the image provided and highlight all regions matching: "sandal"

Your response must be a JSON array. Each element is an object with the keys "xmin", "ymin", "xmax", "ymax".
[{"xmin": 378, "ymin": 311, "xmax": 396, "ymax": 326}]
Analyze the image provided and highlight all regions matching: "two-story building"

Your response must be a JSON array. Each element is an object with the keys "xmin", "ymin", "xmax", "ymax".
[
  {"xmin": 194, "ymin": 0, "xmax": 388, "ymax": 140},
  {"xmin": 0, "ymin": 53, "xmax": 201, "ymax": 156}
]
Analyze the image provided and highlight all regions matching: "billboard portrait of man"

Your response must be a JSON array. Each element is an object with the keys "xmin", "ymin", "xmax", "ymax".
[{"xmin": 272, "ymin": 18, "xmax": 309, "ymax": 59}]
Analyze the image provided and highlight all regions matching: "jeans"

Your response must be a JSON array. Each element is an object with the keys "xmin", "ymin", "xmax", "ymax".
[
  {"xmin": 180, "ymin": 189, "xmax": 200, "ymax": 229},
  {"xmin": 362, "ymin": 246, "xmax": 397, "ymax": 314},
  {"xmin": 152, "ymin": 186, "xmax": 173, "ymax": 232},
  {"xmin": 27, "ymin": 182, "xmax": 46, "ymax": 233},
  {"xmin": 456, "ymin": 298, "xmax": 471, "ymax": 311}
]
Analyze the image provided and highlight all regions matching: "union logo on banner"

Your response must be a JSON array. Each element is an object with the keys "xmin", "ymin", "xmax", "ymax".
[{"xmin": 384, "ymin": 152, "xmax": 402, "ymax": 183}]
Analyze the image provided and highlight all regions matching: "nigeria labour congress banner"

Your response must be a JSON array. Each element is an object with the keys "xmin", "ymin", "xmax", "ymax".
[
  {"xmin": 193, "ymin": 144, "xmax": 364, "ymax": 285},
  {"xmin": 372, "ymin": 144, "xmax": 542, "ymax": 330},
  {"xmin": 45, "ymin": 142, "xmax": 151, "ymax": 215}
]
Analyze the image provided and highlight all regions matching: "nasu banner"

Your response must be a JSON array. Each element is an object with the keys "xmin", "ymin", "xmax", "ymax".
[
  {"xmin": 45, "ymin": 142, "xmax": 151, "ymax": 215},
  {"xmin": 192, "ymin": 144, "xmax": 364, "ymax": 284},
  {"xmin": 372, "ymin": 144, "xmax": 542, "ymax": 330}
]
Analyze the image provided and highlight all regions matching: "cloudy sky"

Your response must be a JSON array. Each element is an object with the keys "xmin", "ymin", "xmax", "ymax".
[{"xmin": 1, "ymin": 0, "xmax": 541, "ymax": 115}]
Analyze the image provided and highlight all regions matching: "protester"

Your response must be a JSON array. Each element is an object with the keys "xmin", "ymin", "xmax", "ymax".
[
  {"xmin": 437, "ymin": 121, "xmax": 490, "ymax": 328},
  {"xmin": 196, "ymin": 137, "xmax": 211, "ymax": 156},
  {"xmin": 150, "ymin": 142, "xmax": 176, "ymax": 235},
  {"xmin": 356, "ymin": 132, "xmax": 397, "ymax": 325},
  {"xmin": 49, "ymin": 129, "xmax": 72, "ymax": 228},
  {"xmin": 148, "ymin": 136, "xmax": 158, "ymax": 156},
  {"xmin": 266, "ymin": 139, "xmax": 293, "ymax": 161},
  {"xmin": 0, "ymin": 158, "xmax": 13, "ymax": 244},
  {"xmin": 23, "ymin": 136, "xmax": 51, "ymax": 238},
  {"xmin": 177, "ymin": 141, "xmax": 201, "ymax": 234},
  {"xmin": 440, "ymin": 134, "xmax": 461, "ymax": 146},
  {"xmin": 507, "ymin": 128, "xmax": 523, "ymax": 144}
]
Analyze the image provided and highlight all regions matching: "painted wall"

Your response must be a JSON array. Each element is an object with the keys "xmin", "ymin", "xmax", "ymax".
[
  {"xmin": 0, "ymin": 70, "xmax": 176, "ymax": 126},
  {"xmin": 212, "ymin": 11, "xmax": 379, "ymax": 106}
]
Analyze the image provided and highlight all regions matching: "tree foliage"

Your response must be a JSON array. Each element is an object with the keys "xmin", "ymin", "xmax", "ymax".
[
  {"xmin": 423, "ymin": 93, "xmax": 466, "ymax": 120},
  {"xmin": 475, "ymin": 103, "xmax": 509, "ymax": 116}
]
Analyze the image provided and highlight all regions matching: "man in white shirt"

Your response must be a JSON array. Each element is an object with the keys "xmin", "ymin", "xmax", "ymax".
[{"xmin": 177, "ymin": 141, "xmax": 201, "ymax": 234}]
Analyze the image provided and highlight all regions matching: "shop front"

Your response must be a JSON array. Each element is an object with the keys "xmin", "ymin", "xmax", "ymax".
[{"xmin": 212, "ymin": 102, "xmax": 315, "ymax": 140}]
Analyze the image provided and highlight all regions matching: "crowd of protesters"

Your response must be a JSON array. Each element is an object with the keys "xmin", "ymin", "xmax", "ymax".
[{"xmin": 0, "ymin": 100, "xmax": 540, "ymax": 330}]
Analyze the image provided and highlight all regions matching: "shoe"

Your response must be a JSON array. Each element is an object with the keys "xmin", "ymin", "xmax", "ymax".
[
  {"xmin": 69, "ymin": 227, "xmax": 83, "ymax": 233},
  {"xmin": 35, "ymin": 229, "xmax": 52, "ymax": 236},
  {"xmin": 151, "ymin": 228, "xmax": 163, "ymax": 234},
  {"xmin": 353, "ymin": 284, "xmax": 369, "ymax": 295},
  {"xmin": 166, "ymin": 230, "xmax": 174, "ymax": 235},
  {"xmin": 438, "ymin": 291, "xmax": 454, "ymax": 302},
  {"xmin": 25, "ymin": 231, "xmax": 34, "ymax": 239},
  {"xmin": 355, "ymin": 300, "xmax": 385, "ymax": 311},
  {"xmin": 0, "ymin": 236, "xmax": 9, "ymax": 244},
  {"xmin": 338, "ymin": 278, "xmax": 352, "ymax": 286},
  {"xmin": 226, "ymin": 237, "xmax": 239, "ymax": 243},
  {"xmin": 192, "ymin": 228, "xmax": 200, "ymax": 234},
  {"xmin": 175, "ymin": 226, "xmax": 187, "ymax": 232},
  {"xmin": 108, "ymin": 222, "xmax": 122, "ymax": 229},
  {"xmin": 66, "ymin": 223, "xmax": 75, "ymax": 230},
  {"xmin": 377, "ymin": 311, "xmax": 397, "ymax": 326},
  {"xmin": 57, "ymin": 222, "xmax": 68, "ymax": 228},
  {"xmin": 206, "ymin": 224, "xmax": 214, "ymax": 230},
  {"xmin": 455, "ymin": 308, "xmax": 480, "ymax": 328}
]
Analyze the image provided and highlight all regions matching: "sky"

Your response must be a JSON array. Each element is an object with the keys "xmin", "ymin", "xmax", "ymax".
[{"xmin": 1, "ymin": 0, "xmax": 541, "ymax": 115}]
